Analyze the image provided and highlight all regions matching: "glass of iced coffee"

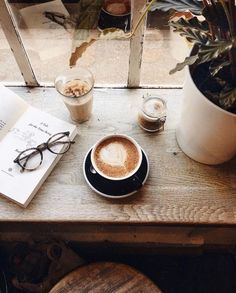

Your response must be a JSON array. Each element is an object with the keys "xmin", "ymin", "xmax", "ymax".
[{"xmin": 54, "ymin": 67, "xmax": 94, "ymax": 123}]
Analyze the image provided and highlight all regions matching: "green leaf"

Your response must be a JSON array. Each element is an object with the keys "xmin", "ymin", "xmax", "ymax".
[
  {"xmin": 219, "ymin": 87, "xmax": 236, "ymax": 110},
  {"xmin": 198, "ymin": 40, "xmax": 233, "ymax": 64},
  {"xmin": 170, "ymin": 17, "xmax": 209, "ymax": 32},
  {"xmin": 169, "ymin": 54, "xmax": 199, "ymax": 74},
  {"xmin": 209, "ymin": 60, "xmax": 230, "ymax": 76},
  {"xmin": 170, "ymin": 17, "xmax": 209, "ymax": 44},
  {"xmin": 150, "ymin": 0, "xmax": 203, "ymax": 15}
]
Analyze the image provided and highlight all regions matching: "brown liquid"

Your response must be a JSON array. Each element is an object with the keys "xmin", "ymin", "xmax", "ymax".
[
  {"xmin": 138, "ymin": 112, "xmax": 165, "ymax": 132},
  {"xmin": 104, "ymin": 0, "xmax": 131, "ymax": 15},
  {"xmin": 62, "ymin": 80, "xmax": 93, "ymax": 123},
  {"xmin": 94, "ymin": 137, "xmax": 139, "ymax": 178}
]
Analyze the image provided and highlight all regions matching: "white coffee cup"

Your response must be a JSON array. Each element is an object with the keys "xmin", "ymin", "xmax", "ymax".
[{"xmin": 91, "ymin": 134, "xmax": 142, "ymax": 181}]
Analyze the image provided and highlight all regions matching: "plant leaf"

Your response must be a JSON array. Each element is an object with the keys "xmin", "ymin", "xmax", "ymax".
[
  {"xmin": 69, "ymin": 28, "xmax": 131, "ymax": 66},
  {"xmin": 219, "ymin": 87, "xmax": 236, "ymax": 110},
  {"xmin": 69, "ymin": 38, "xmax": 96, "ymax": 67},
  {"xmin": 150, "ymin": 0, "xmax": 203, "ymax": 15},
  {"xmin": 209, "ymin": 59, "xmax": 230, "ymax": 76},
  {"xmin": 198, "ymin": 39, "xmax": 233, "ymax": 64},
  {"xmin": 99, "ymin": 28, "xmax": 131, "ymax": 40},
  {"xmin": 170, "ymin": 17, "xmax": 209, "ymax": 32},
  {"xmin": 170, "ymin": 54, "xmax": 198, "ymax": 74},
  {"xmin": 170, "ymin": 17, "xmax": 209, "ymax": 44}
]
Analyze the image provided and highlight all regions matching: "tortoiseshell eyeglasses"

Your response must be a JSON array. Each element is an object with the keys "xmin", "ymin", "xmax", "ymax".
[{"xmin": 13, "ymin": 131, "xmax": 75, "ymax": 172}]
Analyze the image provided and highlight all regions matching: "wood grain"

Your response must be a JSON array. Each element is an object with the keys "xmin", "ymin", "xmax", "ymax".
[
  {"xmin": 0, "ymin": 87, "xmax": 235, "ymax": 229},
  {"xmin": 49, "ymin": 262, "xmax": 162, "ymax": 293}
]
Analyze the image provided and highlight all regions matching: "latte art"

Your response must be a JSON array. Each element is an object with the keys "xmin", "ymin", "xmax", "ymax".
[
  {"xmin": 94, "ymin": 137, "xmax": 140, "ymax": 178},
  {"xmin": 99, "ymin": 142, "xmax": 127, "ymax": 167}
]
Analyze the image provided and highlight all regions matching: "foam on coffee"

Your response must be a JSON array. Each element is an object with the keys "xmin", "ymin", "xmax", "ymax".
[{"xmin": 94, "ymin": 137, "xmax": 140, "ymax": 178}]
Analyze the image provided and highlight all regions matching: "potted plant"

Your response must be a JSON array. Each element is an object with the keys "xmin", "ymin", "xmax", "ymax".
[{"xmin": 150, "ymin": 0, "xmax": 236, "ymax": 164}]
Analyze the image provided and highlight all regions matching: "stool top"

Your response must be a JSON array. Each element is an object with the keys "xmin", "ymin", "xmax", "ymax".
[{"xmin": 50, "ymin": 261, "xmax": 163, "ymax": 293}]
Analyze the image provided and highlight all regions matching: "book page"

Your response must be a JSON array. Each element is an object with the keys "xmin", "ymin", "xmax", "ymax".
[
  {"xmin": 0, "ymin": 106, "xmax": 77, "ymax": 207},
  {"xmin": 0, "ymin": 84, "xmax": 28, "ymax": 141}
]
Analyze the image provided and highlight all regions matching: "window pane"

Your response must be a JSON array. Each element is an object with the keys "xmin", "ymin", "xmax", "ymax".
[
  {"xmin": 0, "ymin": 23, "xmax": 24, "ymax": 83},
  {"xmin": 6, "ymin": 1, "xmax": 130, "ymax": 86},
  {"xmin": 141, "ymin": 11, "xmax": 191, "ymax": 87}
]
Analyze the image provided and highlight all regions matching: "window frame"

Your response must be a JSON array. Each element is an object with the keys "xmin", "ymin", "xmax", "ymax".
[{"xmin": 0, "ymin": 0, "xmax": 147, "ymax": 87}]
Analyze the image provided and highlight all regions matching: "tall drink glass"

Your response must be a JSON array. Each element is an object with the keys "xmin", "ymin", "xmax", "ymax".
[{"xmin": 55, "ymin": 67, "xmax": 94, "ymax": 123}]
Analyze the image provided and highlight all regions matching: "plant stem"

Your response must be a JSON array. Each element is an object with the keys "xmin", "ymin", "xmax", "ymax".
[{"xmin": 131, "ymin": 0, "xmax": 156, "ymax": 37}]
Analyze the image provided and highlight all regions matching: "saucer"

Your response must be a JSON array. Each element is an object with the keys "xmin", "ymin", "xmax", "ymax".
[{"xmin": 83, "ymin": 148, "xmax": 149, "ymax": 198}]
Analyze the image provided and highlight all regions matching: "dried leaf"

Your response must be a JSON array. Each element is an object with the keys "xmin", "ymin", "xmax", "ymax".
[
  {"xmin": 171, "ymin": 11, "xmax": 195, "ymax": 20},
  {"xmin": 69, "ymin": 38, "xmax": 96, "ymax": 67},
  {"xmin": 99, "ymin": 28, "xmax": 131, "ymax": 40},
  {"xmin": 70, "ymin": 28, "xmax": 130, "ymax": 67}
]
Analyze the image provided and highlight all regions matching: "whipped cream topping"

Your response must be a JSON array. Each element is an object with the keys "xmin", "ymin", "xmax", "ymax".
[{"xmin": 99, "ymin": 142, "xmax": 127, "ymax": 167}]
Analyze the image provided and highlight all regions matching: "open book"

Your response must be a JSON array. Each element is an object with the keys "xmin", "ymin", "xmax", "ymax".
[{"xmin": 0, "ymin": 85, "xmax": 77, "ymax": 207}]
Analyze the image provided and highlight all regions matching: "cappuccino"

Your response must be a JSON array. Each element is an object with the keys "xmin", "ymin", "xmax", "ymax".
[
  {"xmin": 138, "ymin": 96, "xmax": 167, "ymax": 132},
  {"xmin": 94, "ymin": 137, "xmax": 140, "ymax": 178}
]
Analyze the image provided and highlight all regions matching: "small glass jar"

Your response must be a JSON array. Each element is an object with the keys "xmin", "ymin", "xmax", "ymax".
[
  {"xmin": 137, "ymin": 96, "xmax": 167, "ymax": 132},
  {"xmin": 54, "ymin": 67, "xmax": 94, "ymax": 123}
]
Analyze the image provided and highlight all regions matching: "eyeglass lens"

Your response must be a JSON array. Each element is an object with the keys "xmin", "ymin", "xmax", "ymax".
[
  {"xmin": 17, "ymin": 148, "xmax": 42, "ymax": 171},
  {"xmin": 47, "ymin": 132, "xmax": 71, "ymax": 154}
]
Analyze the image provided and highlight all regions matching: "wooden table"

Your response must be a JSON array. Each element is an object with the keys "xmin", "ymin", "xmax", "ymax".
[{"xmin": 0, "ymin": 87, "xmax": 235, "ymax": 248}]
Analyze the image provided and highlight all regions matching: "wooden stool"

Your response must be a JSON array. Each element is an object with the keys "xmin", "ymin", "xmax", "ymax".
[{"xmin": 49, "ymin": 262, "xmax": 163, "ymax": 293}]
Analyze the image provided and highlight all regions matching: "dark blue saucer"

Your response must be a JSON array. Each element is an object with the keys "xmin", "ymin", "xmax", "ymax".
[{"xmin": 83, "ymin": 149, "xmax": 149, "ymax": 198}]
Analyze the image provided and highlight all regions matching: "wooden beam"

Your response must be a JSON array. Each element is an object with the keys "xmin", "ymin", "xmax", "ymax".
[
  {"xmin": 128, "ymin": 0, "xmax": 147, "ymax": 87},
  {"xmin": 0, "ymin": 1, "xmax": 39, "ymax": 86}
]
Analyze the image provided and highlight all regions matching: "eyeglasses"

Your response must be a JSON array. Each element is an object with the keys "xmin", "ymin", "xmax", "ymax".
[{"xmin": 13, "ymin": 131, "xmax": 75, "ymax": 172}]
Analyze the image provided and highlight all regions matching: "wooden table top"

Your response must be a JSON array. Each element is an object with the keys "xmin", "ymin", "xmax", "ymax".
[{"xmin": 0, "ymin": 87, "xmax": 235, "ymax": 227}]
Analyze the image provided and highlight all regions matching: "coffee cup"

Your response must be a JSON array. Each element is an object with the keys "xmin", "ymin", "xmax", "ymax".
[
  {"xmin": 90, "ymin": 134, "xmax": 143, "ymax": 187},
  {"xmin": 97, "ymin": 0, "xmax": 131, "ymax": 32}
]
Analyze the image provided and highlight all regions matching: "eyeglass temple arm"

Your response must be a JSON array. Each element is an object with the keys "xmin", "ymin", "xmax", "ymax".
[
  {"xmin": 47, "ymin": 131, "xmax": 75, "ymax": 146},
  {"xmin": 47, "ymin": 141, "xmax": 75, "ymax": 150}
]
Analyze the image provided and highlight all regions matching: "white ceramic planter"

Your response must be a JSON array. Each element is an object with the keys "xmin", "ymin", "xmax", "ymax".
[{"xmin": 176, "ymin": 66, "xmax": 236, "ymax": 165}]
